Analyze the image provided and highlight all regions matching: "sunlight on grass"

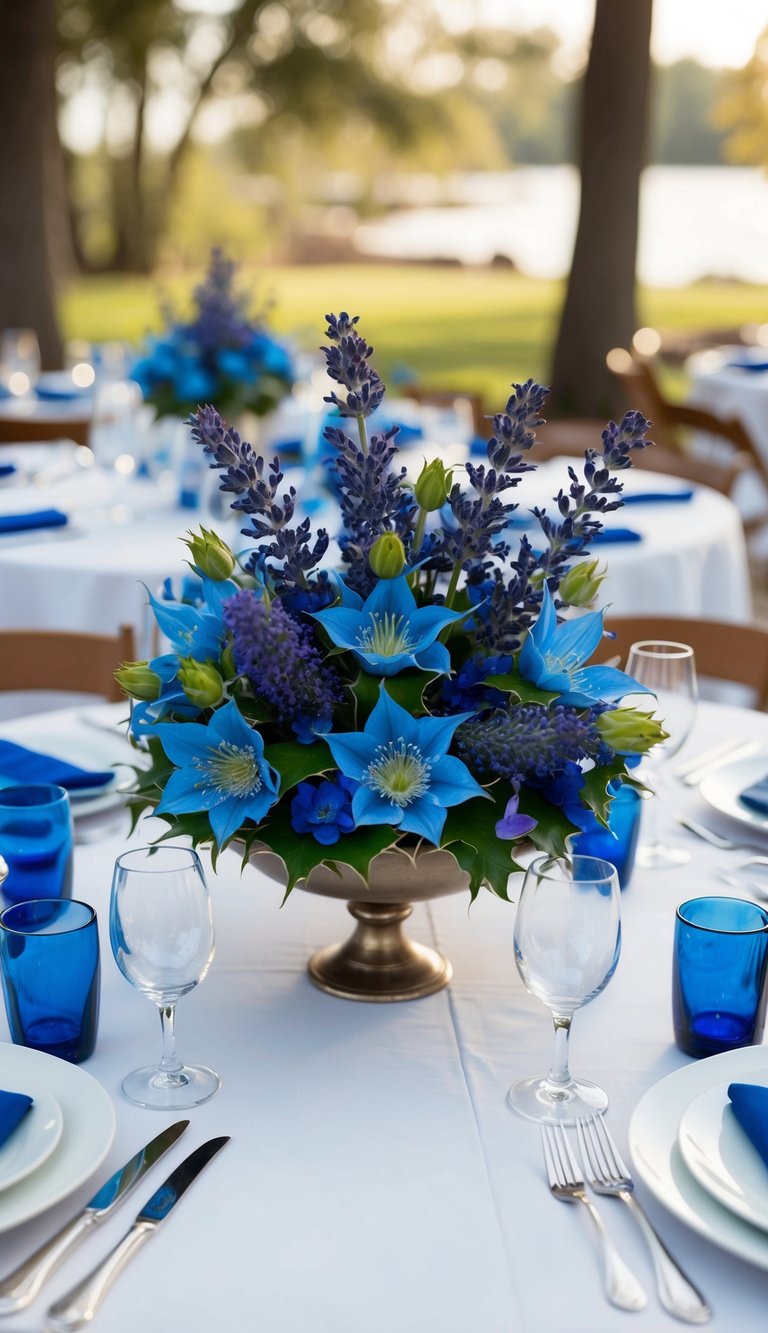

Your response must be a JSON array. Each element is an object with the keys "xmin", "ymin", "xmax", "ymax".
[{"xmin": 60, "ymin": 266, "xmax": 768, "ymax": 410}]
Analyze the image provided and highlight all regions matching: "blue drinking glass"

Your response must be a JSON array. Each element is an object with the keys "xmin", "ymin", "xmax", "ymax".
[
  {"xmin": 0, "ymin": 785, "xmax": 73, "ymax": 907},
  {"xmin": 0, "ymin": 899, "xmax": 100, "ymax": 1063},
  {"xmin": 673, "ymin": 896, "xmax": 768, "ymax": 1058},
  {"xmin": 572, "ymin": 783, "xmax": 642, "ymax": 889}
]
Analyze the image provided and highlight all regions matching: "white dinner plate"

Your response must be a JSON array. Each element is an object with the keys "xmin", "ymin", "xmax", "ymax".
[
  {"xmin": 678, "ymin": 1078, "xmax": 768, "ymax": 1232},
  {"xmin": 629, "ymin": 1045, "xmax": 768, "ymax": 1271},
  {"xmin": 0, "ymin": 712, "xmax": 135, "ymax": 821},
  {"xmin": 0, "ymin": 1044, "xmax": 115, "ymax": 1233},
  {"xmin": 700, "ymin": 752, "xmax": 768, "ymax": 835},
  {"xmin": 0, "ymin": 1074, "xmax": 63, "ymax": 1192}
]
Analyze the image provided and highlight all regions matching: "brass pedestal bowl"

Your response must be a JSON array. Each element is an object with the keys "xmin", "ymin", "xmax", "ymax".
[{"xmin": 248, "ymin": 843, "xmax": 470, "ymax": 1002}]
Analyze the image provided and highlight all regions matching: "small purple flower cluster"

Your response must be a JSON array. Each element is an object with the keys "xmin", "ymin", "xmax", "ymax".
[
  {"xmin": 223, "ymin": 589, "xmax": 343, "ymax": 727},
  {"xmin": 324, "ymin": 423, "xmax": 415, "ymax": 595},
  {"xmin": 187, "ymin": 249, "xmax": 252, "ymax": 355},
  {"xmin": 455, "ymin": 702, "xmax": 604, "ymax": 787},
  {"xmin": 322, "ymin": 313, "xmax": 386, "ymax": 418}
]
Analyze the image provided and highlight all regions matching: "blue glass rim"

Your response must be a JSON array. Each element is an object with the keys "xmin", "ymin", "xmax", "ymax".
[
  {"xmin": 114, "ymin": 845, "xmax": 202, "ymax": 876},
  {"xmin": 0, "ymin": 898, "xmax": 96, "ymax": 937},
  {"xmin": 676, "ymin": 895, "xmax": 768, "ymax": 935},
  {"xmin": 528, "ymin": 853, "xmax": 618, "ymax": 885},
  {"xmin": 0, "ymin": 784, "xmax": 69, "ymax": 810}
]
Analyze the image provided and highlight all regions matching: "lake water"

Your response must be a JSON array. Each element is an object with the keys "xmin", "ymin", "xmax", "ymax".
[{"xmin": 354, "ymin": 166, "xmax": 768, "ymax": 288}]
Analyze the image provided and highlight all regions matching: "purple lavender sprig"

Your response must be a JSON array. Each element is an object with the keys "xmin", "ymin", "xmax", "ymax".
[
  {"xmin": 456, "ymin": 702, "xmax": 604, "ymax": 787},
  {"xmin": 187, "ymin": 248, "xmax": 252, "ymax": 355},
  {"xmin": 189, "ymin": 405, "xmax": 328, "ymax": 591},
  {"xmin": 322, "ymin": 312, "xmax": 385, "ymax": 422},
  {"xmin": 324, "ymin": 423, "xmax": 416, "ymax": 596}
]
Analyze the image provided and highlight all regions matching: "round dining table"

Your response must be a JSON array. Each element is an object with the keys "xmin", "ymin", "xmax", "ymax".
[
  {"xmin": 687, "ymin": 347, "xmax": 768, "ymax": 470},
  {"xmin": 0, "ymin": 697, "xmax": 767, "ymax": 1331},
  {"xmin": 0, "ymin": 449, "xmax": 753, "ymax": 662}
]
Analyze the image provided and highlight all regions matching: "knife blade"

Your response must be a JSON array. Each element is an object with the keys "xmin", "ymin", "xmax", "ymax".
[
  {"xmin": 46, "ymin": 1137, "xmax": 229, "ymax": 1333},
  {"xmin": 0, "ymin": 1120, "xmax": 189, "ymax": 1314}
]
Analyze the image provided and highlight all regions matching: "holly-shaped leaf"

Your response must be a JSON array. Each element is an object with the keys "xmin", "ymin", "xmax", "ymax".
[
  {"xmin": 485, "ymin": 669, "xmax": 559, "ymax": 706},
  {"xmin": 442, "ymin": 787, "xmax": 526, "ymax": 902},
  {"xmin": 263, "ymin": 740, "xmax": 334, "ymax": 794}
]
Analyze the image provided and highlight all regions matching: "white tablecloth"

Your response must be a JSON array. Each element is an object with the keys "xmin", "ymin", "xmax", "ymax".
[
  {"xmin": 1, "ymin": 700, "xmax": 768, "ymax": 1330},
  {"xmin": 688, "ymin": 349, "xmax": 768, "ymax": 467},
  {"xmin": 0, "ymin": 455, "xmax": 752, "ymax": 663}
]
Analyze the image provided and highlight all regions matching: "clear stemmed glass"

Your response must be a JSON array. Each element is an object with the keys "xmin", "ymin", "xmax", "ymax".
[
  {"xmin": 110, "ymin": 845, "xmax": 219, "ymax": 1109},
  {"xmin": 508, "ymin": 854, "xmax": 621, "ymax": 1124},
  {"xmin": 625, "ymin": 640, "xmax": 698, "ymax": 869}
]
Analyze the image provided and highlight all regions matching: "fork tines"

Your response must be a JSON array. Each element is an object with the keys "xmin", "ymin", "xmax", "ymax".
[{"xmin": 541, "ymin": 1121, "xmax": 583, "ymax": 1187}]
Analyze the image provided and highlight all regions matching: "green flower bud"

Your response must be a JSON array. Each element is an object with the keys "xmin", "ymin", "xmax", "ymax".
[
  {"xmin": 220, "ymin": 644, "xmax": 237, "ymax": 679},
  {"xmin": 597, "ymin": 707, "xmax": 668, "ymax": 755},
  {"xmin": 559, "ymin": 559, "xmax": 607, "ymax": 608},
  {"xmin": 368, "ymin": 532, "xmax": 406, "ymax": 579},
  {"xmin": 414, "ymin": 458, "xmax": 452, "ymax": 511},
  {"xmin": 184, "ymin": 527, "xmax": 235, "ymax": 581},
  {"xmin": 178, "ymin": 658, "xmax": 225, "ymax": 709},
  {"xmin": 114, "ymin": 661, "xmax": 162, "ymax": 702}
]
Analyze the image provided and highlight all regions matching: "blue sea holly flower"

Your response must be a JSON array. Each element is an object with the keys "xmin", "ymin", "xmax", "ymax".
[
  {"xmin": 150, "ymin": 700, "xmax": 279, "ymax": 845},
  {"xmin": 290, "ymin": 777, "xmax": 355, "ymax": 845},
  {"xmin": 312, "ymin": 574, "xmax": 462, "ymax": 676},
  {"xmin": 518, "ymin": 585, "xmax": 652, "ymax": 707},
  {"xmin": 323, "ymin": 689, "xmax": 488, "ymax": 845}
]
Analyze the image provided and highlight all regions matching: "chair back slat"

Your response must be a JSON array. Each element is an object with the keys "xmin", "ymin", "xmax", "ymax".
[
  {"xmin": 596, "ymin": 616, "xmax": 768, "ymax": 711},
  {"xmin": 0, "ymin": 625, "xmax": 135, "ymax": 701}
]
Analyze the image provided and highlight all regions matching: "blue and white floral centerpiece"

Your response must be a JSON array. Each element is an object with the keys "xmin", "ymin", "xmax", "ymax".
[
  {"xmin": 119, "ymin": 314, "xmax": 664, "ymax": 996},
  {"xmin": 132, "ymin": 248, "xmax": 294, "ymax": 422}
]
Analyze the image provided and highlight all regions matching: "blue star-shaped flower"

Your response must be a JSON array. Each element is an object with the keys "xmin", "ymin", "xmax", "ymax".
[
  {"xmin": 519, "ymin": 586, "xmax": 652, "ymax": 707},
  {"xmin": 323, "ymin": 688, "xmax": 488, "ymax": 845},
  {"xmin": 312, "ymin": 574, "xmax": 462, "ymax": 676},
  {"xmin": 146, "ymin": 575, "xmax": 242, "ymax": 661},
  {"xmin": 150, "ymin": 699, "xmax": 279, "ymax": 846}
]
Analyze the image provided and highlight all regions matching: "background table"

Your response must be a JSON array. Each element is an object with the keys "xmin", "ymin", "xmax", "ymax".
[
  {"xmin": 1, "ymin": 699, "xmax": 768, "ymax": 1330},
  {"xmin": 0, "ymin": 453, "xmax": 752, "ymax": 662}
]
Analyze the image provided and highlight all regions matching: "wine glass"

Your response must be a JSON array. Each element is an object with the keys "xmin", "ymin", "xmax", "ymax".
[
  {"xmin": 110, "ymin": 845, "xmax": 219, "ymax": 1109},
  {"xmin": 508, "ymin": 854, "xmax": 621, "ymax": 1124},
  {"xmin": 625, "ymin": 640, "xmax": 698, "ymax": 869}
]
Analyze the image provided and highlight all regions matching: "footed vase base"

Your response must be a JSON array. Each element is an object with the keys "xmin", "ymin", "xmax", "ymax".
[{"xmin": 307, "ymin": 900, "xmax": 452, "ymax": 1002}]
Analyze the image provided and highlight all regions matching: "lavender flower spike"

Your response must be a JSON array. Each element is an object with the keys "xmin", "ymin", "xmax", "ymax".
[{"xmin": 322, "ymin": 313, "xmax": 385, "ymax": 419}]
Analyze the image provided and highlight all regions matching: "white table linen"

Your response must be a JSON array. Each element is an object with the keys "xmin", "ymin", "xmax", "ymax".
[
  {"xmin": 0, "ymin": 455, "xmax": 752, "ymax": 662},
  {"xmin": 0, "ymin": 700, "xmax": 768, "ymax": 1330}
]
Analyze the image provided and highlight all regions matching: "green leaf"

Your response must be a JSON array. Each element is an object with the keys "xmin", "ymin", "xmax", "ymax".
[
  {"xmin": 518, "ymin": 788, "xmax": 581, "ymax": 860},
  {"xmin": 385, "ymin": 671, "xmax": 436, "ymax": 714},
  {"xmin": 263, "ymin": 740, "xmax": 334, "ymax": 794},
  {"xmin": 250, "ymin": 805, "xmax": 397, "ymax": 900},
  {"xmin": 485, "ymin": 669, "xmax": 559, "ymax": 706},
  {"xmin": 323, "ymin": 826, "xmax": 402, "ymax": 884},
  {"xmin": 579, "ymin": 759, "xmax": 625, "ymax": 830},
  {"xmin": 350, "ymin": 670, "xmax": 381, "ymax": 725},
  {"xmin": 441, "ymin": 787, "xmax": 525, "ymax": 902}
]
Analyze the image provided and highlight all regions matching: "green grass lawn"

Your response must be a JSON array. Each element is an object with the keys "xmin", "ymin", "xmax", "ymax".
[{"xmin": 60, "ymin": 265, "xmax": 768, "ymax": 410}]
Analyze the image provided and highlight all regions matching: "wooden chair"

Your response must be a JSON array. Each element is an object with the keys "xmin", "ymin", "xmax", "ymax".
[
  {"xmin": 400, "ymin": 386, "xmax": 486, "ymax": 436},
  {"xmin": 0, "ymin": 414, "xmax": 91, "ymax": 447},
  {"xmin": 594, "ymin": 616, "xmax": 768, "ymax": 711},
  {"xmin": 0, "ymin": 625, "xmax": 135, "ymax": 702}
]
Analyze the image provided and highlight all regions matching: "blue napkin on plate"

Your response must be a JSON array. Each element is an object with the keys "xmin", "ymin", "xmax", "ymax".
[
  {"xmin": 590, "ymin": 528, "xmax": 643, "ymax": 545},
  {"xmin": 0, "ymin": 1090, "xmax": 32, "ymax": 1150},
  {"xmin": 739, "ymin": 774, "xmax": 768, "ymax": 814},
  {"xmin": 728, "ymin": 1084, "xmax": 768, "ymax": 1168},
  {"xmin": 623, "ymin": 489, "xmax": 694, "ymax": 505},
  {"xmin": 726, "ymin": 359, "xmax": 768, "ymax": 373},
  {"xmin": 0, "ymin": 739, "xmax": 113, "ymax": 791},
  {"xmin": 0, "ymin": 464, "xmax": 16, "ymax": 480},
  {"xmin": 0, "ymin": 509, "xmax": 68, "ymax": 536}
]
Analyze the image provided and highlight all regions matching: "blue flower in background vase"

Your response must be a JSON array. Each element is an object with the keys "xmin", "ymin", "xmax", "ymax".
[
  {"xmin": 290, "ymin": 775, "xmax": 356, "ymax": 845},
  {"xmin": 150, "ymin": 699, "xmax": 280, "ymax": 845},
  {"xmin": 323, "ymin": 688, "xmax": 487, "ymax": 845},
  {"xmin": 519, "ymin": 585, "xmax": 652, "ymax": 707},
  {"xmin": 312, "ymin": 574, "xmax": 462, "ymax": 676},
  {"xmin": 217, "ymin": 348, "xmax": 256, "ymax": 383}
]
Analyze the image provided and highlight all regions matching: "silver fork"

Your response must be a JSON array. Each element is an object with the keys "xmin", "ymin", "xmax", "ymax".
[
  {"xmin": 577, "ymin": 1115, "xmax": 711, "ymax": 1324},
  {"xmin": 541, "ymin": 1123, "xmax": 647, "ymax": 1312}
]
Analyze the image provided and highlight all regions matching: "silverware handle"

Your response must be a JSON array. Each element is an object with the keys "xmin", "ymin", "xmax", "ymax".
[
  {"xmin": 578, "ymin": 1194, "xmax": 647, "ymax": 1312},
  {"xmin": 622, "ymin": 1192, "xmax": 711, "ymax": 1323},
  {"xmin": 0, "ymin": 1212, "xmax": 96, "ymax": 1314},
  {"xmin": 45, "ymin": 1223, "xmax": 154, "ymax": 1332}
]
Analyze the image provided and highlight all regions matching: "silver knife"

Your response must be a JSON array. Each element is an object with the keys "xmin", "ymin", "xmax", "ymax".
[
  {"xmin": 0, "ymin": 1120, "xmax": 189, "ymax": 1315},
  {"xmin": 46, "ymin": 1137, "xmax": 229, "ymax": 1332}
]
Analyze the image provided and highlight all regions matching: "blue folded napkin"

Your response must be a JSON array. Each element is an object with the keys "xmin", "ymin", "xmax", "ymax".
[
  {"xmin": 590, "ymin": 528, "xmax": 643, "ymax": 545},
  {"xmin": 0, "ymin": 1090, "xmax": 32, "ymax": 1150},
  {"xmin": 0, "ymin": 739, "xmax": 113, "ymax": 791},
  {"xmin": 623, "ymin": 489, "xmax": 694, "ymax": 505},
  {"xmin": 0, "ymin": 509, "xmax": 68, "ymax": 536},
  {"xmin": 739, "ymin": 774, "xmax": 768, "ymax": 814},
  {"xmin": 728, "ymin": 1083, "xmax": 768, "ymax": 1169},
  {"xmin": 0, "ymin": 464, "xmax": 16, "ymax": 480},
  {"xmin": 727, "ymin": 359, "xmax": 768, "ymax": 373}
]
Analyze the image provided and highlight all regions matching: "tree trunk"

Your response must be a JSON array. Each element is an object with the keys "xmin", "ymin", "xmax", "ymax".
[
  {"xmin": 0, "ymin": 0, "xmax": 62, "ymax": 367},
  {"xmin": 550, "ymin": 0, "xmax": 654, "ymax": 418}
]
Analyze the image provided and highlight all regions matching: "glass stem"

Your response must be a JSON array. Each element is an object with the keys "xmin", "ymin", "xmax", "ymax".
[
  {"xmin": 157, "ymin": 1003, "xmax": 183, "ymax": 1077},
  {"xmin": 547, "ymin": 1014, "xmax": 573, "ymax": 1088}
]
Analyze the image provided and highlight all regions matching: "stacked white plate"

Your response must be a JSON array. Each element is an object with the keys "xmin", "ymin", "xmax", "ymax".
[
  {"xmin": 700, "ymin": 750, "xmax": 768, "ymax": 838},
  {"xmin": 629, "ymin": 1045, "xmax": 768, "ymax": 1270},
  {"xmin": 0, "ymin": 1043, "xmax": 115, "ymax": 1232}
]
